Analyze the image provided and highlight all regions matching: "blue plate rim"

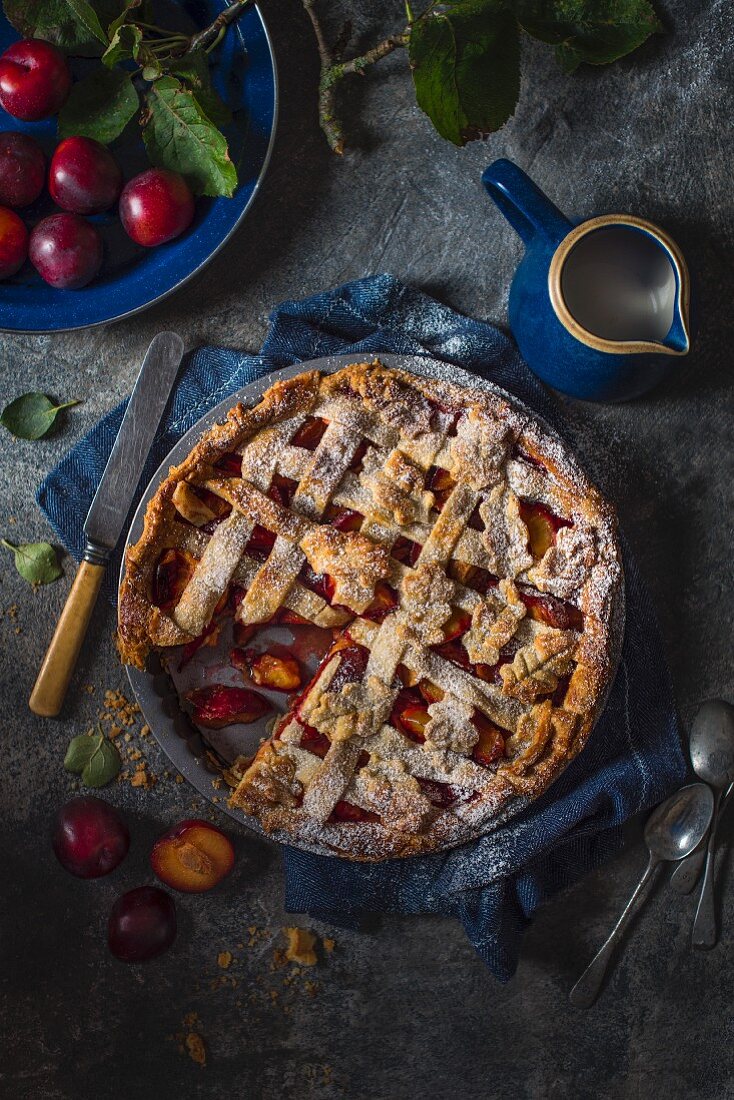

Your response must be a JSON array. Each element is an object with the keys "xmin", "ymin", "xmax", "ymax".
[{"xmin": 0, "ymin": 3, "xmax": 278, "ymax": 336}]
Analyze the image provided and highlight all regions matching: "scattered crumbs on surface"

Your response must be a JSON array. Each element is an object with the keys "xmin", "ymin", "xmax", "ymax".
[
  {"xmin": 271, "ymin": 947, "xmax": 288, "ymax": 971},
  {"xmin": 172, "ymin": 1013, "xmax": 207, "ymax": 1068},
  {"xmin": 84, "ymin": 683, "xmax": 95, "ymax": 694},
  {"xmin": 140, "ymin": 724, "xmax": 150, "ymax": 737},
  {"xmin": 304, "ymin": 980, "xmax": 319, "ymax": 998},
  {"xmin": 283, "ymin": 927, "xmax": 317, "ymax": 966},
  {"xmin": 175, "ymin": 774, "xmax": 185, "ymax": 783},
  {"xmin": 211, "ymin": 776, "xmax": 224, "ymax": 790},
  {"xmin": 185, "ymin": 1031, "xmax": 206, "ymax": 1068},
  {"xmin": 322, "ymin": 937, "xmax": 335, "ymax": 953},
  {"xmin": 217, "ymin": 951, "xmax": 233, "ymax": 969},
  {"xmin": 108, "ymin": 725, "xmax": 122, "ymax": 739}
]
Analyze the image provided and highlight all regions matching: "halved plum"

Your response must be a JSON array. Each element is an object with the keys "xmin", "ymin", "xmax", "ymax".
[{"xmin": 151, "ymin": 819, "xmax": 235, "ymax": 894}]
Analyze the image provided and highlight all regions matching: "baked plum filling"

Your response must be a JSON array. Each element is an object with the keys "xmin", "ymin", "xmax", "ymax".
[
  {"xmin": 290, "ymin": 416, "xmax": 328, "ymax": 450},
  {"xmin": 426, "ymin": 465, "xmax": 456, "ymax": 511},
  {"xmin": 230, "ymin": 647, "xmax": 302, "ymax": 692},
  {"xmin": 519, "ymin": 499, "xmax": 571, "ymax": 558},
  {"xmin": 152, "ymin": 549, "xmax": 196, "ymax": 611},
  {"xmin": 215, "ymin": 452, "xmax": 243, "ymax": 477},
  {"xmin": 448, "ymin": 560, "xmax": 497, "ymax": 594},
  {"xmin": 323, "ymin": 504, "xmax": 363, "ymax": 531},
  {"xmin": 519, "ymin": 587, "xmax": 584, "ymax": 631},
  {"xmin": 391, "ymin": 536, "xmax": 422, "ymax": 566},
  {"xmin": 186, "ymin": 684, "xmax": 272, "ymax": 728}
]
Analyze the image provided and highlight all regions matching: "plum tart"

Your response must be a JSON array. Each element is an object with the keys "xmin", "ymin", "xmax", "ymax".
[{"xmin": 118, "ymin": 361, "xmax": 623, "ymax": 860}]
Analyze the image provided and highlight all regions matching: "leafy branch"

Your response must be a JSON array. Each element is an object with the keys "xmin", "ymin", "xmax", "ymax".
[{"xmin": 301, "ymin": 0, "xmax": 663, "ymax": 153}]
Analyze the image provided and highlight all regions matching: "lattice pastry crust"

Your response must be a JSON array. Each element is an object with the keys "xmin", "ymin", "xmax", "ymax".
[{"xmin": 118, "ymin": 361, "xmax": 623, "ymax": 860}]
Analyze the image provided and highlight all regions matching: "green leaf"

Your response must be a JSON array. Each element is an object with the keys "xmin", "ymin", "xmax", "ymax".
[
  {"xmin": 102, "ymin": 21, "xmax": 142, "ymax": 67},
  {"xmin": 168, "ymin": 50, "xmax": 232, "ymax": 128},
  {"xmin": 516, "ymin": 0, "xmax": 663, "ymax": 71},
  {"xmin": 58, "ymin": 67, "xmax": 139, "ymax": 143},
  {"xmin": 82, "ymin": 737, "xmax": 121, "ymax": 787},
  {"xmin": 107, "ymin": 0, "xmax": 141, "ymax": 38},
  {"xmin": 64, "ymin": 731, "xmax": 121, "ymax": 787},
  {"xmin": 64, "ymin": 733, "xmax": 99, "ymax": 773},
  {"xmin": 1, "ymin": 392, "xmax": 79, "ymax": 440},
  {"xmin": 64, "ymin": 0, "xmax": 107, "ymax": 44},
  {"xmin": 1, "ymin": 540, "xmax": 62, "ymax": 585},
  {"xmin": 409, "ymin": 0, "xmax": 520, "ymax": 146},
  {"xmin": 142, "ymin": 77, "xmax": 237, "ymax": 197},
  {"xmin": 3, "ymin": 0, "xmax": 110, "ymax": 53}
]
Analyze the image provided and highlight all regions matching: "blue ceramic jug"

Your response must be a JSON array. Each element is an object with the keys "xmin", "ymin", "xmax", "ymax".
[{"xmin": 482, "ymin": 159, "xmax": 691, "ymax": 402}]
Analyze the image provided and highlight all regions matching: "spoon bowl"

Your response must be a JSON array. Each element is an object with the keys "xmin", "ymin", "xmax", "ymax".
[
  {"xmin": 689, "ymin": 699, "xmax": 734, "ymax": 790},
  {"xmin": 645, "ymin": 782, "xmax": 716, "ymax": 862}
]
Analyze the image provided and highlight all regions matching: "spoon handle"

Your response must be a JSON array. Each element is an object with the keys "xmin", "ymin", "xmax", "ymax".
[
  {"xmin": 570, "ymin": 855, "xmax": 659, "ymax": 1008},
  {"xmin": 671, "ymin": 782, "xmax": 733, "ymax": 895},
  {"xmin": 670, "ymin": 843, "xmax": 707, "ymax": 895},
  {"xmin": 692, "ymin": 788, "xmax": 724, "ymax": 949}
]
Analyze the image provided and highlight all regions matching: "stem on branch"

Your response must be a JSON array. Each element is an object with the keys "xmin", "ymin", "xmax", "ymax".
[
  {"xmin": 302, "ymin": 0, "xmax": 409, "ymax": 154},
  {"xmin": 188, "ymin": 0, "xmax": 257, "ymax": 53}
]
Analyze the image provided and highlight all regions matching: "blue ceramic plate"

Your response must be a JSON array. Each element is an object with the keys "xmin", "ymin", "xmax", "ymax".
[{"xmin": 0, "ymin": 1, "xmax": 277, "ymax": 333}]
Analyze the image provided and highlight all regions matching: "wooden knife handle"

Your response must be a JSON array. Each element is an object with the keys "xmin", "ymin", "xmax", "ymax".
[{"xmin": 29, "ymin": 560, "xmax": 105, "ymax": 718}]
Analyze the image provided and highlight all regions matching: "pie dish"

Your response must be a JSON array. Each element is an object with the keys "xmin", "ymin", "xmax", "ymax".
[{"xmin": 118, "ymin": 359, "xmax": 623, "ymax": 860}]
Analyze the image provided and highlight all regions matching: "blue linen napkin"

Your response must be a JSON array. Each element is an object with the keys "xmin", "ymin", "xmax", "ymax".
[{"xmin": 38, "ymin": 274, "xmax": 687, "ymax": 980}]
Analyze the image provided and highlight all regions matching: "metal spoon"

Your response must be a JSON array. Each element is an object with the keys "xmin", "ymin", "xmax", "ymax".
[
  {"xmin": 671, "ymin": 782, "xmax": 733, "ymax": 895},
  {"xmin": 569, "ymin": 782, "xmax": 714, "ymax": 1008},
  {"xmin": 685, "ymin": 700, "xmax": 734, "ymax": 949}
]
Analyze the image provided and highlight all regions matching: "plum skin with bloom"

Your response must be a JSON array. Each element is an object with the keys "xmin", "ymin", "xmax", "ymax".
[
  {"xmin": 119, "ymin": 168, "xmax": 195, "ymax": 247},
  {"xmin": 49, "ymin": 137, "xmax": 123, "ymax": 215},
  {"xmin": 0, "ymin": 132, "xmax": 45, "ymax": 208},
  {"xmin": 0, "ymin": 205, "xmax": 28, "ymax": 278},
  {"xmin": 108, "ymin": 885, "xmax": 177, "ymax": 962},
  {"xmin": 0, "ymin": 39, "xmax": 72, "ymax": 121},
  {"xmin": 29, "ymin": 212, "xmax": 103, "ymax": 289},
  {"xmin": 52, "ymin": 796, "xmax": 130, "ymax": 879}
]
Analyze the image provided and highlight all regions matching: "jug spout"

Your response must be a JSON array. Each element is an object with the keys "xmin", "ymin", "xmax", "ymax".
[
  {"xmin": 660, "ymin": 273, "xmax": 690, "ymax": 354},
  {"xmin": 661, "ymin": 313, "xmax": 690, "ymax": 354},
  {"xmin": 482, "ymin": 159, "xmax": 572, "ymax": 247}
]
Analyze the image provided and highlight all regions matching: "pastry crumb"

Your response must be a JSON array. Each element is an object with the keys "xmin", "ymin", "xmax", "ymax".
[
  {"xmin": 217, "ymin": 951, "xmax": 233, "ymax": 969},
  {"xmin": 283, "ymin": 927, "xmax": 317, "ymax": 966}
]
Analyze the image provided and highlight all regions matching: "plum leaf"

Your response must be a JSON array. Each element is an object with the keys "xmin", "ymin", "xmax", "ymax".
[
  {"xmin": 409, "ymin": 0, "xmax": 520, "ymax": 146},
  {"xmin": 58, "ymin": 67, "xmax": 139, "ymax": 143},
  {"xmin": 3, "ymin": 0, "xmax": 111, "ymax": 53},
  {"xmin": 142, "ymin": 77, "xmax": 237, "ymax": 197},
  {"xmin": 1, "ymin": 539, "xmax": 62, "ymax": 585},
  {"xmin": 64, "ymin": 731, "xmax": 121, "ymax": 787},
  {"xmin": 1, "ymin": 392, "xmax": 79, "ymax": 439},
  {"xmin": 517, "ymin": 0, "xmax": 663, "ymax": 72}
]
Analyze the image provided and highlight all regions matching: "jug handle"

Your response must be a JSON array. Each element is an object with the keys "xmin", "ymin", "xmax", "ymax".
[{"xmin": 482, "ymin": 159, "xmax": 572, "ymax": 246}]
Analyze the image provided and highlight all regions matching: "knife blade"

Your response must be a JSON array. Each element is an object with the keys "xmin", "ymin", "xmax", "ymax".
[
  {"xmin": 84, "ymin": 330, "xmax": 185, "ymax": 554},
  {"xmin": 29, "ymin": 331, "xmax": 184, "ymax": 718}
]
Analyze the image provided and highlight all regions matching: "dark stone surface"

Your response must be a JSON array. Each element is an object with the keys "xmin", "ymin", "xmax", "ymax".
[{"xmin": 1, "ymin": 1, "xmax": 733, "ymax": 1097}]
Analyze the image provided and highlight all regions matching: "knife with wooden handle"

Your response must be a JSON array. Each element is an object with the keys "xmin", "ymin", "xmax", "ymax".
[{"xmin": 29, "ymin": 331, "xmax": 185, "ymax": 717}]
